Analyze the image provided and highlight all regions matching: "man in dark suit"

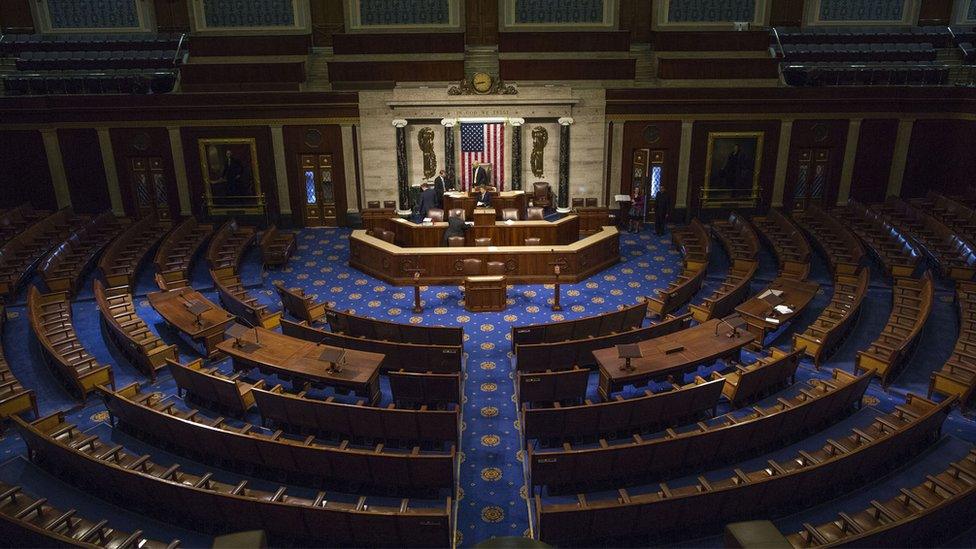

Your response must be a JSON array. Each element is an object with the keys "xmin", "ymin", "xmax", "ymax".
[
  {"xmin": 654, "ymin": 186, "xmax": 670, "ymax": 236},
  {"xmin": 442, "ymin": 213, "xmax": 469, "ymax": 246},
  {"xmin": 475, "ymin": 185, "xmax": 492, "ymax": 207},
  {"xmin": 474, "ymin": 163, "xmax": 490, "ymax": 189},
  {"xmin": 415, "ymin": 182, "xmax": 438, "ymax": 222},
  {"xmin": 433, "ymin": 170, "xmax": 446, "ymax": 207}
]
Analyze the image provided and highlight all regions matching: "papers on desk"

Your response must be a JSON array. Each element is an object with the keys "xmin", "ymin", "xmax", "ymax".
[
  {"xmin": 504, "ymin": 219, "xmax": 514, "ymax": 225},
  {"xmin": 758, "ymin": 289, "xmax": 784, "ymax": 300},
  {"xmin": 464, "ymin": 221, "xmax": 474, "ymax": 226},
  {"xmin": 773, "ymin": 304, "xmax": 793, "ymax": 315},
  {"xmin": 476, "ymin": 202, "xmax": 486, "ymax": 207},
  {"xmin": 422, "ymin": 217, "xmax": 432, "ymax": 225},
  {"xmin": 614, "ymin": 194, "xmax": 631, "ymax": 203},
  {"xmin": 488, "ymin": 246, "xmax": 499, "ymax": 251},
  {"xmin": 764, "ymin": 317, "xmax": 781, "ymax": 324}
]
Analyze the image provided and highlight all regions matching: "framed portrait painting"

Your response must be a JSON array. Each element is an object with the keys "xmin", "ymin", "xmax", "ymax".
[
  {"xmin": 198, "ymin": 138, "xmax": 264, "ymax": 214},
  {"xmin": 702, "ymin": 132, "xmax": 764, "ymax": 208}
]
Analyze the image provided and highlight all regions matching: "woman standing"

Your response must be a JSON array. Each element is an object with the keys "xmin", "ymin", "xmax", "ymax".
[{"xmin": 628, "ymin": 186, "xmax": 645, "ymax": 233}]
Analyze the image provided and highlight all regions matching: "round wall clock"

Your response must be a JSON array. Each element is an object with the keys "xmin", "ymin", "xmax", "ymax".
[{"xmin": 472, "ymin": 72, "xmax": 493, "ymax": 93}]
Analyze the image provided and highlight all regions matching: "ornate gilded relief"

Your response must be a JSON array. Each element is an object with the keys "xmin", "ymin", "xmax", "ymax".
[
  {"xmin": 418, "ymin": 127, "xmax": 437, "ymax": 179},
  {"xmin": 530, "ymin": 126, "xmax": 548, "ymax": 178},
  {"xmin": 448, "ymin": 76, "xmax": 518, "ymax": 96}
]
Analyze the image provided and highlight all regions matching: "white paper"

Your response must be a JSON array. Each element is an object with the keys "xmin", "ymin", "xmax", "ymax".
[
  {"xmin": 774, "ymin": 305, "xmax": 793, "ymax": 315},
  {"xmin": 614, "ymin": 194, "xmax": 631, "ymax": 202},
  {"xmin": 504, "ymin": 219, "xmax": 514, "ymax": 225},
  {"xmin": 488, "ymin": 246, "xmax": 499, "ymax": 251},
  {"xmin": 764, "ymin": 317, "xmax": 780, "ymax": 324},
  {"xmin": 464, "ymin": 221, "xmax": 474, "ymax": 226}
]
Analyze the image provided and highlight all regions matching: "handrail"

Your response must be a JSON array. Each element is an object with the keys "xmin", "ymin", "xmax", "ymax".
[
  {"xmin": 172, "ymin": 32, "xmax": 186, "ymax": 66},
  {"xmin": 772, "ymin": 26, "xmax": 785, "ymax": 58}
]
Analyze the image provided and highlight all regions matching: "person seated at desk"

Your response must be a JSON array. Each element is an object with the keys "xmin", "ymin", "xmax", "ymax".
[
  {"xmin": 475, "ymin": 185, "xmax": 492, "ymax": 208},
  {"xmin": 443, "ymin": 213, "xmax": 469, "ymax": 246},
  {"xmin": 415, "ymin": 181, "xmax": 438, "ymax": 222}
]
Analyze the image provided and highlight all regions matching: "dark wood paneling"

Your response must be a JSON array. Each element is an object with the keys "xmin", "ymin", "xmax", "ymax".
[
  {"xmin": 688, "ymin": 121, "xmax": 782, "ymax": 215},
  {"xmin": 850, "ymin": 118, "xmax": 897, "ymax": 202},
  {"xmin": 769, "ymin": 0, "xmax": 805, "ymax": 27},
  {"xmin": 653, "ymin": 31, "xmax": 770, "ymax": 51},
  {"xmin": 283, "ymin": 125, "xmax": 348, "ymax": 227},
  {"xmin": 657, "ymin": 58, "xmax": 779, "ymax": 79},
  {"xmin": 0, "ymin": 0, "xmax": 34, "ymax": 33},
  {"xmin": 903, "ymin": 119, "xmax": 976, "ymax": 198},
  {"xmin": 179, "ymin": 126, "xmax": 278, "ymax": 220},
  {"xmin": 917, "ymin": 0, "xmax": 953, "ymax": 25},
  {"xmin": 310, "ymin": 0, "xmax": 345, "ymax": 47},
  {"xmin": 0, "ymin": 130, "xmax": 55, "ymax": 209},
  {"xmin": 179, "ymin": 62, "xmax": 306, "ymax": 92},
  {"xmin": 153, "ymin": 0, "xmax": 190, "ymax": 32},
  {"xmin": 109, "ymin": 127, "xmax": 180, "ymax": 219},
  {"xmin": 500, "ymin": 58, "xmax": 635, "ymax": 80},
  {"xmin": 619, "ymin": 0, "xmax": 652, "ymax": 43},
  {"xmin": 499, "ymin": 31, "xmax": 630, "ymax": 52},
  {"xmin": 188, "ymin": 35, "xmax": 311, "ymax": 56},
  {"xmin": 620, "ymin": 121, "xmax": 682, "ymax": 208},
  {"xmin": 58, "ymin": 129, "xmax": 110, "ymax": 214},
  {"xmin": 333, "ymin": 33, "xmax": 464, "ymax": 54},
  {"xmin": 466, "ymin": 0, "xmax": 499, "ymax": 46},
  {"xmin": 0, "ymin": 92, "xmax": 358, "ymax": 125},
  {"xmin": 782, "ymin": 119, "xmax": 848, "ymax": 210},
  {"xmin": 328, "ymin": 60, "xmax": 464, "ymax": 82}
]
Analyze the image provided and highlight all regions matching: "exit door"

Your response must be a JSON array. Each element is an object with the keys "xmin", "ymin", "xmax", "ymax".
[{"xmin": 301, "ymin": 154, "xmax": 336, "ymax": 227}]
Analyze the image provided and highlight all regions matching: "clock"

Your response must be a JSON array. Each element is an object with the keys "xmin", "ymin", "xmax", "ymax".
[{"xmin": 472, "ymin": 72, "xmax": 493, "ymax": 93}]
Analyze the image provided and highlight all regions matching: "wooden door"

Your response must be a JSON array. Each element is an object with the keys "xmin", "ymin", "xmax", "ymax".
[
  {"xmin": 301, "ymin": 154, "xmax": 337, "ymax": 227},
  {"xmin": 130, "ymin": 157, "xmax": 172, "ymax": 220},
  {"xmin": 791, "ymin": 149, "xmax": 831, "ymax": 210}
]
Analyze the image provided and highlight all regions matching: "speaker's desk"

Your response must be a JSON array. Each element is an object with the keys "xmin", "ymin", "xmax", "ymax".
[
  {"xmin": 390, "ymin": 216, "xmax": 579, "ymax": 247},
  {"xmin": 218, "ymin": 327, "xmax": 384, "ymax": 404},
  {"xmin": 350, "ymin": 225, "xmax": 620, "ymax": 286},
  {"xmin": 147, "ymin": 287, "xmax": 235, "ymax": 358},
  {"xmin": 443, "ymin": 191, "xmax": 527, "ymax": 220},
  {"xmin": 592, "ymin": 319, "xmax": 755, "ymax": 399},
  {"xmin": 465, "ymin": 275, "xmax": 507, "ymax": 312}
]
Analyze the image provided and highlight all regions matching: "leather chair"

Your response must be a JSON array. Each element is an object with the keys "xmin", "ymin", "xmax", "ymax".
[
  {"xmin": 501, "ymin": 208, "xmax": 519, "ymax": 221},
  {"xmin": 448, "ymin": 236, "xmax": 465, "ymax": 247},
  {"xmin": 383, "ymin": 200, "xmax": 397, "ymax": 209},
  {"xmin": 448, "ymin": 208, "xmax": 466, "ymax": 221},
  {"xmin": 524, "ymin": 237, "xmax": 541, "ymax": 246},
  {"xmin": 533, "ymin": 182, "xmax": 553, "ymax": 209},
  {"xmin": 474, "ymin": 237, "xmax": 492, "ymax": 247},
  {"xmin": 486, "ymin": 261, "xmax": 505, "ymax": 275},
  {"xmin": 462, "ymin": 258, "xmax": 483, "ymax": 275},
  {"xmin": 428, "ymin": 208, "xmax": 445, "ymax": 222},
  {"xmin": 526, "ymin": 207, "xmax": 545, "ymax": 221},
  {"xmin": 585, "ymin": 197, "xmax": 598, "ymax": 207},
  {"xmin": 367, "ymin": 200, "xmax": 380, "ymax": 209},
  {"xmin": 572, "ymin": 198, "xmax": 584, "ymax": 208}
]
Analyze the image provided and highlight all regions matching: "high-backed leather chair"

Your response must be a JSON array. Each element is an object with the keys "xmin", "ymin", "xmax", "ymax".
[
  {"xmin": 533, "ymin": 182, "xmax": 552, "ymax": 209},
  {"xmin": 474, "ymin": 237, "xmax": 492, "ymax": 247},
  {"xmin": 585, "ymin": 197, "xmax": 598, "ymax": 207},
  {"xmin": 526, "ymin": 207, "xmax": 545, "ymax": 220},
  {"xmin": 462, "ymin": 258, "xmax": 483, "ymax": 275},
  {"xmin": 428, "ymin": 208, "xmax": 445, "ymax": 222},
  {"xmin": 367, "ymin": 200, "xmax": 381, "ymax": 209},
  {"xmin": 449, "ymin": 208, "xmax": 466, "ymax": 221},
  {"xmin": 383, "ymin": 200, "xmax": 396, "ymax": 209},
  {"xmin": 448, "ymin": 236, "xmax": 465, "ymax": 247},
  {"xmin": 524, "ymin": 237, "xmax": 541, "ymax": 246},
  {"xmin": 486, "ymin": 261, "xmax": 505, "ymax": 275},
  {"xmin": 572, "ymin": 198, "xmax": 584, "ymax": 208},
  {"xmin": 501, "ymin": 208, "xmax": 519, "ymax": 221}
]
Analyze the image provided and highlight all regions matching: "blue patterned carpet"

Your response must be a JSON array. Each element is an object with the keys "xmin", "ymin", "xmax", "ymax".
[{"xmin": 0, "ymin": 224, "xmax": 975, "ymax": 547}]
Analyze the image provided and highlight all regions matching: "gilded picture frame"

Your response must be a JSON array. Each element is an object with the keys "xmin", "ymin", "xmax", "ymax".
[
  {"xmin": 702, "ymin": 131, "xmax": 764, "ymax": 208},
  {"xmin": 198, "ymin": 138, "xmax": 265, "ymax": 215}
]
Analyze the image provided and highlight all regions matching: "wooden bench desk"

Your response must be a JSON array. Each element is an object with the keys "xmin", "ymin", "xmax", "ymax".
[
  {"xmin": 736, "ymin": 276, "xmax": 820, "ymax": 347},
  {"xmin": 147, "ymin": 287, "xmax": 235, "ymax": 358},
  {"xmin": 218, "ymin": 327, "xmax": 383, "ymax": 404},
  {"xmin": 465, "ymin": 275, "xmax": 507, "ymax": 312},
  {"xmin": 592, "ymin": 318, "xmax": 755, "ymax": 399}
]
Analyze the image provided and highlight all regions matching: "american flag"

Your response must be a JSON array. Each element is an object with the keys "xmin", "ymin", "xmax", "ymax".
[{"xmin": 460, "ymin": 122, "xmax": 504, "ymax": 190}]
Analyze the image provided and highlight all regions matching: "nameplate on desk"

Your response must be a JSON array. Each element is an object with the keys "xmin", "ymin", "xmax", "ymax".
[{"xmin": 663, "ymin": 345, "xmax": 685, "ymax": 355}]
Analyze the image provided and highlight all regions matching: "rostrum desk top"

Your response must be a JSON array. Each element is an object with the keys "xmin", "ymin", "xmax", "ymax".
[
  {"xmin": 349, "ymin": 225, "xmax": 621, "ymax": 285},
  {"xmin": 592, "ymin": 318, "xmax": 755, "ymax": 399},
  {"xmin": 443, "ymin": 190, "xmax": 527, "ymax": 220},
  {"xmin": 390, "ymin": 215, "xmax": 579, "ymax": 247},
  {"xmin": 218, "ymin": 327, "xmax": 384, "ymax": 403}
]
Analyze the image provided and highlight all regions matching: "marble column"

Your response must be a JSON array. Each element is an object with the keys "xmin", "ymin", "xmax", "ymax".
[
  {"xmin": 269, "ymin": 124, "xmax": 293, "ymax": 216},
  {"xmin": 509, "ymin": 118, "xmax": 525, "ymax": 191},
  {"xmin": 674, "ymin": 121, "xmax": 693, "ymax": 213},
  {"xmin": 441, "ymin": 118, "xmax": 456, "ymax": 188},
  {"xmin": 887, "ymin": 118, "xmax": 915, "ymax": 198},
  {"xmin": 771, "ymin": 120, "xmax": 794, "ymax": 208},
  {"xmin": 393, "ymin": 119, "xmax": 410, "ymax": 214},
  {"xmin": 95, "ymin": 128, "xmax": 126, "ymax": 216},
  {"xmin": 167, "ymin": 126, "xmax": 192, "ymax": 216},
  {"xmin": 836, "ymin": 118, "xmax": 862, "ymax": 206},
  {"xmin": 40, "ymin": 129, "xmax": 71, "ymax": 209},
  {"xmin": 557, "ymin": 117, "xmax": 573, "ymax": 213}
]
